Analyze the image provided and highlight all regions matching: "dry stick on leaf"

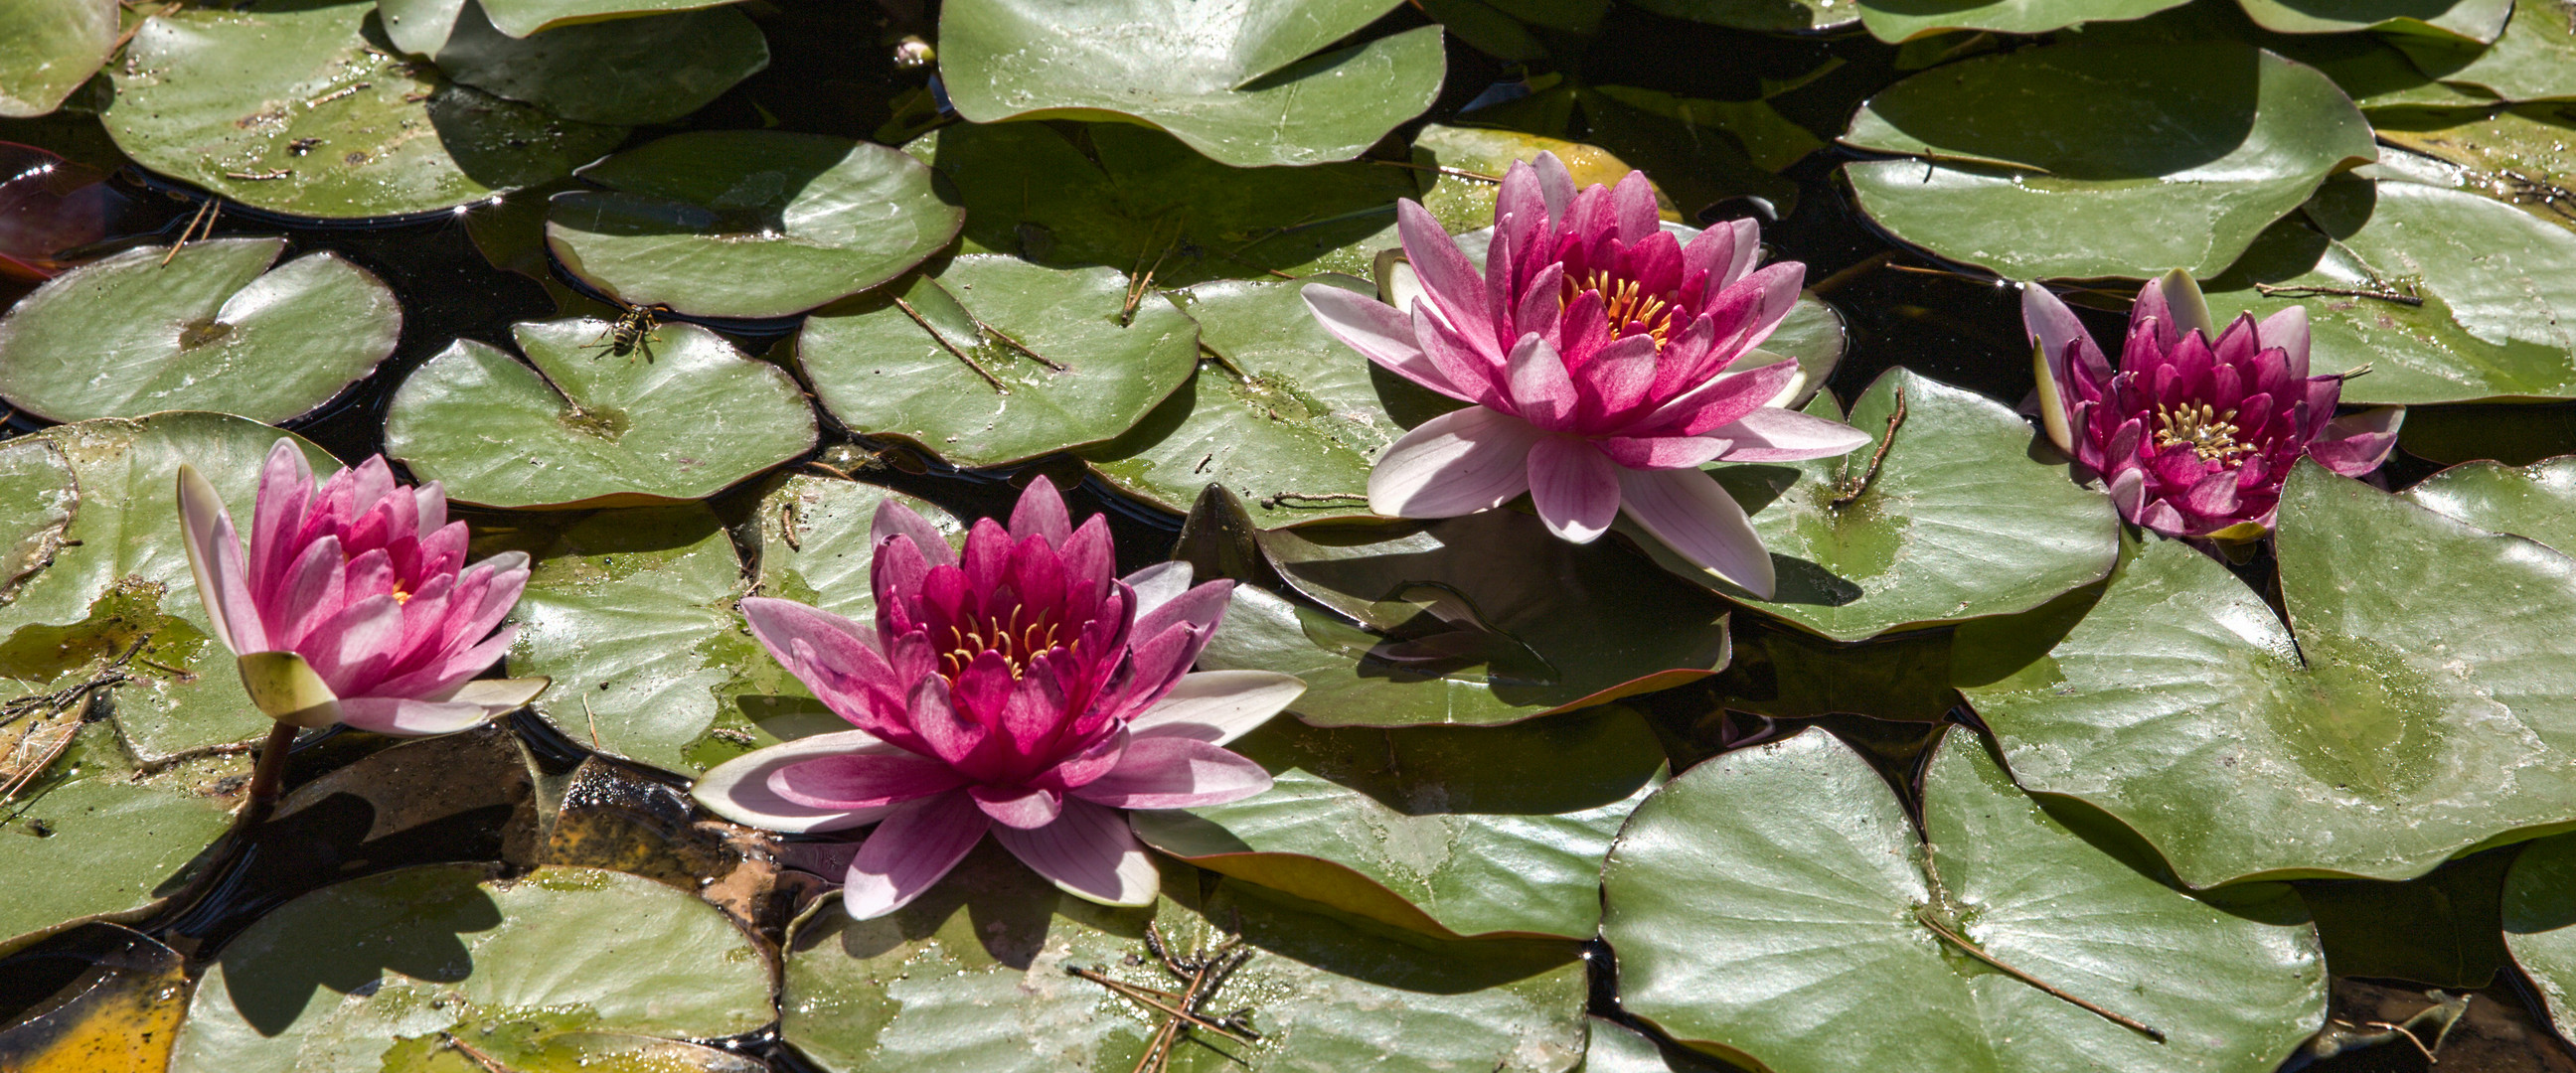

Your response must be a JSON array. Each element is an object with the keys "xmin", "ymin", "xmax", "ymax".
[
  {"xmin": 892, "ymin": 295, "xmax": 1008, "ymax": 392},
  {"xmin": 0, "ymin": 635, "xmax": 151, "ymax": 805},
  {"xmin": 1072, "ymin": 923, "xmax": 1261, "ymax": 1073},
  {"xmin": 1830, "ymin": 388, "xmax": 1905, "ymax": 508}
]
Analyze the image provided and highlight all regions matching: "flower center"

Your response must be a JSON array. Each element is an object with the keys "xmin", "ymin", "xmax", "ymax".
[
  {"xmin": 2153, "ymin": 403, "xmax": 2254, "ymax": 464},
  {"xmin": 1563, "ymin": 269, "xmax": 1677, "ymax": 349},
  {"xmin": 392, "ymin": 582, "xmax": 410, "ymax": 606},
  {"xmin": 938, "ymin": 604, "xmax": 1065, "ymax": 681}
]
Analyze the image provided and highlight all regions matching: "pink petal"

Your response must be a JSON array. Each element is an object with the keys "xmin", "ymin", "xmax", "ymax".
[
  {"xmin": 844, "ymin": 791, "xmax": 991, "ymax": 920},
  {"xmin": 1617, "ymin": 467, "xmax": 1776, "ymax": 599},
  {"xmin": 1008, "ymin": 476, "xmax": 1073, "ymax": 544},
  {"xmin": 177, "ymin": 465, "xmax": 265, "ymax": 654},
  {"xmin": 871, "ymin": 497, "xmax": 958, "ymax": 568},
  {"xmin": 771, "ymin": 750, "xmax": 968, "ymax": 810},
  {"xmin": 2308, "ymin": 406, "xmax": 2403, "ymax": 476},
  {"xmin": 970, "ymin": 784, "xmax": 1063, "ymax": 829},
  {"xmin": 1302, "ymin": 285, "xmax": 1459, "ymax": 398},
  {"xmin": 1124, "ymin": 671, "xmax": 1306, "ymax": 746},
  {"xmin": 1683, "ymin": 221, "xmax": 1743, "ymax": 290},
  {"xmin": 1368, "ymin": 406, "xmax": 1542, "ymax": 519},
  {"xmin": 333, "ymin": 696, "xmax": 490, "ymax": 736},
  {"xmin": 1719, "ymin": 261, "xmax": 1806, "ymax": 357},
  {"xmin": 248, "ymin": 439, "xmax": 314, "ymax": 598},
  {"xmin": 2259, "ymin": 305, "xmax": 2312, "ymax": 378},
  {"xmin": 306, "ymin": 595, "xmax": 402, "ymax": 693},
  {"xmin": 692, "ymin": 729, "xmax": 906, "ymax": 834},
  {"xmin": 1396, "ymin": 200, "xmax": 1497, "ymax": 359},
  {"xmin": 990, "ymin": 797, "xmax": 1158, "ymax": 907},
  {"xmin": 1534, "ymin": 151, "xmax": 1575, "ymax": 224},
  {"xmin": 1634, "ymin": 358, "xmax": 1798, "ymax": 438},
  {"xmin": 1415, "ymin": 302, "xmax": 1510, "ymax": 409},
  {"xmin": 1506, "ymin": 333, "xmax": 1578, "ymax": 429},
  {"xmin": 1611, "ymin": 171, "xmax": 1660, "ymax": 243},
  {"xmin": 1120, "ymin": 560, "xmax": 1195, "ymax": 620},
  {"xmin": 1720, "ymin": 219, "xmax": 1762, "ymax": 288},
  {"xmin": 741, "ymin": 597, "xmax": 902, "ymax": 724},
  {"xmin": 1133, "ymin": 578, "xmax": 1231, "ymax": 642},
  {"xmin": 1596, "ymin": 435, "xmax": 1734, "ymax": 470},
  {"xmin": 1069, "ymin": 736, "xmax": 1272, "ymax": 810},
  {"xmin": 1528, "ymin": 436, "xmax": 1622, "ymax": 543},
  {"xmin": 1712, "ymin": 407, "xmax": 1874, "ymax": 462}
]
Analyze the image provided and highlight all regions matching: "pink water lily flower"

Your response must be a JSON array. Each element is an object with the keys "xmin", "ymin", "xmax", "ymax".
[
  {"xmin": 1303, "ymin": 152, "xmax": 1870, "ymax": 598},
  {"xmin": 2024, "ymin": 270, "xmax": 2402, "ymax": 538},
  {"xmin": 692, "ymin": 478, "xmax": 1305, "ymax": 919},
  {"xmin": 177, "ymin": 440, "xmax": 547, "ymax": 734}
]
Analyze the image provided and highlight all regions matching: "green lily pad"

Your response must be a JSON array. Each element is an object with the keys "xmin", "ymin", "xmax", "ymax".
[
  {"xmin": 0, "ymin": 237, "xmax": 401, "ymax": 423},
  {"xmin": 1130, "ymin": 705, "xmax": 1666, "ymax": 941},
  {"xmin": 170, "ymin": 863, "xmax": 772, "ymax": 1071},
  {"xmin": 1188, "ymin": 490, "xmax": 1734, "ymax": 728},
  {"xmin": 2301, "ymin": 846, "xmax": 2514, "ymax": 990},
  {"xmin": 1625, "ymin": 0, "xmax": 1857, "ymax": 32},
  {"xmin": 2236, "ymin": 0, "xmax": 2509, "ymax": 42},
  {"xmin": 2405, "ymin": 455, "xmax": 2576, "ymax": 554},
  {"xmin": 1858, "ymin": 0, "xmax": 2194, "ymax": 44},
  {"xmin": 0, "ymin": 719, "xmax": 242, "ymax": 957},
  {"xmin": 422, "ymin": 0, "xmax": 767, "ymax": 125},
  {"xmin": 0, "ymin": 413, "xmax": 340, "ymax": 761},
  {"xmin": 1957, "ymin": 462, "xmax": 2576, "ymax": 887},
  {"xmin": 1603, "ymin": 727, "xmax": 2327, "ymax": 1073},
  {"xmin": 482, "ymin": 0, "xmax": 750, "ymax": 37},
  {"xmin": 104, "ymin": 0, "xmax": 628, "ymax": 219},
  {"xmin": 546, "ymin": 130, "xmax": 963, "ymax": 318},
  {"xmin": 798, "ymin": 255, "xmax": 1198, "ymax": 468},
  {"xmin": 477, "ymin": 504, "xmax": 750, "ymax": 777},
  {"xmin": 1632, "ymin": 369, "xmax": 2119, "ymax": 643},
  {"xmin": 684, "ymin": 473, "xmax": 964, "ymax": 772},
  {"xmin": 910, "ymin": 120, "xmax": 1419, "ymax": 288},
  {"xmin": 937, "ymin": 0, "xmax": 1445, "ymax": 169},
  {"xmin": 1409, "ymin": 124, "xmax": 1681, "ymax": 233},
  {"xmin": 0, "ymin": 0, "xmax": 115, "ymax": 117},
  {"xmin": 2373, "ymin": 104, "xmax": 2576, "ymax": 231},
  {"xmin": 1079, "ymin": 274, "xmax": 1454, "ymax": 524},
  {"xmin": 779, "ymin": 848, "xmax": 1587, "ymax": 1073},
  {"xmin": 1842, "ymin": 42, "xmax": 2375, "ymax": 281},
  {"xmin": 386, "ymin": 318, "xmax": 817, "ymax": 509},
  {"xmin": 0, "ymin": 436, "xmax": 76, "ymax": 602},
  {"xmin": 2394, "ymin": 0, "xmax": 2576, "ymax": 103},
  {"xmin": 1583, "ymin": 1017, "xmax": 1736, "ymax": 1073},
  {"xmin": 2502, "ymin": 833, "xmax": 2576, "ymax": 1040},
  {"xmin": 2203, "ymin": 177, "xmax": 2576, "ymax": 405}
]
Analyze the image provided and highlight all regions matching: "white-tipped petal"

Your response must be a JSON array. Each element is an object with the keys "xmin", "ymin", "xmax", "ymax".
[
  {"xmin": 448, "ymin": 677, "xmax": 550, "ymax": 713},
  {"xmin": 692, "ymin": 729, "xmax": 908, "ymax": 835},
  {"xmin": 1368, "ymin": 406, "xmax": 1541, "ymax": 519},
  {"xmin": 992, "ymin": 797, "xmax": 1159, "ymax": 908},
  {"xmin": 1125, "ymin": 671, "xmax": 1306, "ymax": 746},
  {"xmin": 1618, "ymin": 467, "xmax": 1776, "ymax": 600}
]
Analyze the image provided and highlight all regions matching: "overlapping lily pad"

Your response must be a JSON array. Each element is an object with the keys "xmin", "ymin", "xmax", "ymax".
[
  {"xmin": 2403, "ymin": 455, "xmax": 2576, "ymax": 554},
  {"xmin": 0, "ymin": 0, "xmax": 115, "ymax": 117},
  {"xmin": 1624, "ymin": 0, "xmax": 1856, "ymax": 32},
  {"xmin": 2372, "ymin": 104, "xmax": 2576, "ymax": 231},
  {"xmin": 2203, "ymin": 177, "xmax": 2576, "ymax": 404},
  {"xmin": 1603, "ymin": 728, "xmax": 2327, "ymax": 1073},
  {"xmin": 780, "ymin": 848, "xmax": 1587, "ymax": 1073},
  {"xmin": 0, "ymin": 237, "xmax": 401, "ymax": 423},
  {"xmin": 0, "ymin": 413, "xmax": 340, "ymax": 760},
  {"xmin": 1857, "ymin": 0, "xmax": 2193, "ymax": 44},
  {"xmin": 2502, "ymin": 832, "xmax": 2576, "ymax": 1040},
  {"xmin": 2236, "ymin": 0, "xmax": 2509, "ymax": 41},
  {"xmin": 1409, "ymin": 124, "xmax": 1675, "ymax": 233},
  {"xmin": 386, "ymin": 318, "xmax": 816, "ymax": 509},
  {"xmin": 478, "ymin": 504, "xmax": 750, "ymax": 776},
  {"xmin": 2393, "ymin": 0, "xmax": 2576, "ymax": 103},
  {"xmin": 482, "ymin": 0, "xmax": 748, "ymax": 37},
  {"xmin": 937, "ymin": 0, "xmax": 1445, "ymax": 168},
  {"xmin": 0, "ymin": 720, "xmax": 242, "ymax": 957},
  {"xmin": 547, "ymin": 131, "xmax": 962, "ymax": 318},
  {"xmin": 1131, "ymin": 705, "xmax": 1666, "ymax": 941},
  {"xmin": 1635, "ymin": 369, "xmax": 2119, "ymax": 642},
  {"xmin": 1957, "ymin": 462, "xmax": 2576, "ymax": 887},
  {"xmin": 799, "ymin": 256, "xmax": 1199, "ymax": 468},
  {"xmin": 912, "ymin": 120, "xmax": 1418, "ymax": 287},
  {"xmin": 1842, "ymin": 42, "xmax": 2375, "ymax": 280},
  {"xmin": 1080, "ymin": 274, "xmax": 1454, "ymax": 523},
  {"xmin": 1190, "ymin": 491, "xmax": 1734, "ymax": 727},
  {"xmin": 409, "ymin": 0, "xmax": 767, "ymax": 125},
  {"xmin": 104, "ymin": 0, "xmax": 629, "ymax": 218},
  {"xmin": 170, "ymin": 863, "xmax": 773, "ymax": 1071}
]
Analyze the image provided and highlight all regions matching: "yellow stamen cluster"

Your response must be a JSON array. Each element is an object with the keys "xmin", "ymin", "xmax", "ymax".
[
  {"xmin": 1562, "ymin": 269, "xmax": 1678, "ymax": 349},
  {"xmin": 2153, "ymin": 403, "xmax": 2254, "ymax": 464},
  {"xmin": 939, "ymin": 604, "xmax": 1066, "ymax": 681}
]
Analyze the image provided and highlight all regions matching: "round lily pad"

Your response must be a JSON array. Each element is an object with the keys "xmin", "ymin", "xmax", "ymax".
[
  {"xmin": 0, "ymin": 0, "xmax": 115, "ymax": 117},
  {"xmin": 1857, "ymin": 0, "xmax": 2193, "ymax": 43},
  {"xmin": 911, "ymin": 120, "xmax": 1418, "ymax": 288},
  {"xmin": 937, "ymin": 0, "xmax": 1444, "ymax": 168},
  {"xmin": 0, "ymin": 413, "xmax": 341, "ymax": 761},
  {"xmin": 1842, "ymin": 41, "xmax": 2375, "ymax": 281},
  {"xmin": 1080, "ymin": 274, "xmax": 1456, "ymax": 524},
  {"xmin": 0, "ymin": 720, "xmax": 243, "ymax": 957},
  {"xmin": 1409, "ymin": 124, "xmax": 1680, "ymax": 233},
  {"xmin": 546, "ymin": 131, "xmax": 962, "ymax": 318},
  {"xmin": 798, "ymin": 255, "xmax": 1199, "ymax": 468},
  {"xmin": 171, "ymin": 863, "xmax": 773, "ymax": 1071},
  {"xmin": 779, "ymin": 848, "xmax": 1588, "ymax": 1073},
  {"xmin": 386, "ymin": 318, "xmax": 818, "ymax": 509},
  {"xmin": 2404, "ymin": 455, "xmax": 2576, "ymax": 554},
  {"xmin": 2374, "ymin": 104, "xmax": 2576, "ymax": 231},
  {"xmin": 1956, "ymin": 461, "xmax": 2576, "ymax": 887},
  {"xmin": 1624, "ymin": 0, "xmax": 1856, "ymax": 32},
  {"xmin": 0, "ymin": 436, "xmax": 76, "ymax": 600},
  {"xmin": 1190, "ymin": 491, "xmax": 1734, "ymax": 727},
  {"xmin": 423, "ymin": 0, "xmax": 768, "ymax": 125},
  {"xmin": 2236, "ymin": 0, "xmax": 2509, "ymax": 41},
  {"xmin": 481, "ymin": 504, "xmax": 750, "ymax": 776},
  {"xmin": 2394, "ymin": 0, "xmax": 2576, "ymax": 102},
  {"xmin": 1633, "ymin": 369, "xmax": 2120, "ymax": 643},
  {"xmin": 2502, "ymin": 833, "xmax": 2576, "ymax": 1041},
  {"xmin": 1131, "ymin": 705, "xmax": 1666, "ymax": 941},
  {"xmin": 104, "ymin": 0, "xmax": 629, "ymax": 219},
  {"xmin": 0, "ymin": 237, "xmax": 401, "ymax": 423},
  {"xmin": 481, "ymin": 0, "xmax": 750, "ymax": 37},
  {"xmin": 1603, "ymin": 727, "xmax": 2327, "ymax": 1073},
  {"xmin": 2204, "ymin": 177, "xmax": 2576, "ymax": 405}
]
